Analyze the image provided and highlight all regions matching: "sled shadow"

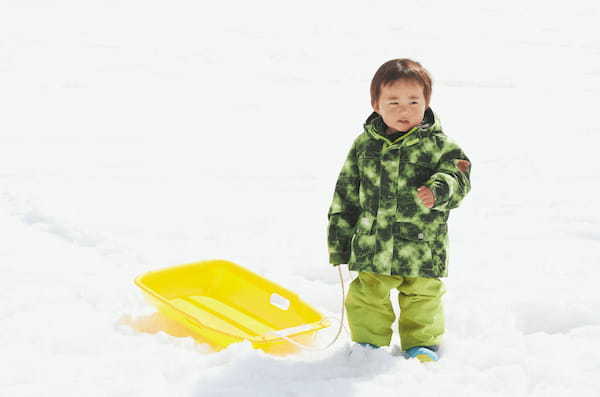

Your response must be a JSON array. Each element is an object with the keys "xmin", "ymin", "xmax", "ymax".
[{"xmin": 118, "ymin": 311, "xmax": 206, "ymax": 340}]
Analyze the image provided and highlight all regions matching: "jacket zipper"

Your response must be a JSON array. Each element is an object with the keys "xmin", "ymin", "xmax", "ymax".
[{"xmin": 381, "ymin": 127, "xmax": 420, "ymax": 153}]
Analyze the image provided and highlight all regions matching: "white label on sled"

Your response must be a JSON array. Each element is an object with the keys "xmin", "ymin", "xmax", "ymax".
[
  {"xmin": 270, "ymin": 293, "xmax": 290, "ymax": 310},
  {"xmin": 271, "ymin": 323, "xmax": 314, "ymax": 337}
]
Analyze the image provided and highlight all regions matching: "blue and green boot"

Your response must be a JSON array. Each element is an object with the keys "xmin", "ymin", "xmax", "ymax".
[{"xmin": 404, "ymin": 345, "xmax": 439, "ymax": 362}]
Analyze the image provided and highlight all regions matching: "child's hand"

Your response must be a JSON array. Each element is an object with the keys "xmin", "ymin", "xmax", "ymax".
[{"xmin": 417, "ymin": 186, "xmax": 435, "ymax": 208}]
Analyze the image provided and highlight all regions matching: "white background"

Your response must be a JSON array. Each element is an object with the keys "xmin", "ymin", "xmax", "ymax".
[{"xmin": 2, "ymin": 1, "xmax": 599, "ymax": 396}]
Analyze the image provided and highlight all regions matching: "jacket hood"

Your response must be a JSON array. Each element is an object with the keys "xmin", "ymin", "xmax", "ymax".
[{"xmin": 363, "ymin": 107, "xmax": 442, "ymax": 141}]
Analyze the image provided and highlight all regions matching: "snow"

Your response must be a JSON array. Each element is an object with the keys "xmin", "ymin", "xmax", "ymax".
[{"xmin": 2, "ymin": 1, "xmax": 600, "ymax": 396}]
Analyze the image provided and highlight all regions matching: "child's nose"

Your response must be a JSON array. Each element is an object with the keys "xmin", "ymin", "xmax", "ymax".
[{"xmin": 397, "ymin": 105, "xmax": 409, "ymax": 114}]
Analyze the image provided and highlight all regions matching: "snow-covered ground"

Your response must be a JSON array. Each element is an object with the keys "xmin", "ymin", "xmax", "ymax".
[{"xmin": 2, "ymin": 1, "xmax": 600, "ymax": 396}]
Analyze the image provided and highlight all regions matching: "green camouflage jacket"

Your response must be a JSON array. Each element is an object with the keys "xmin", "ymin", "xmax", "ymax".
[{"xmin": 327, "ymin": 108, "xmax": 471, "ymax": 277}]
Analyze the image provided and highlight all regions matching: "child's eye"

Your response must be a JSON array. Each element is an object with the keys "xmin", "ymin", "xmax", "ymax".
[{"xmin": 410, "ymin": 101, "xmax": 418, "ymax": 105}]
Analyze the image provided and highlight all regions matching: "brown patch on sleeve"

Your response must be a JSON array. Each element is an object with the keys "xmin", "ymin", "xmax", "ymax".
[{"xmin": 456, "ymin": 160, "xmax": 470, "ymax": 173}]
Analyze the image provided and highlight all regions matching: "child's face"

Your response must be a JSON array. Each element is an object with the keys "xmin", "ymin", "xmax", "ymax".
[{"xmin": 373, "ymin": 79, "xmax": 428, "ymax": 134}]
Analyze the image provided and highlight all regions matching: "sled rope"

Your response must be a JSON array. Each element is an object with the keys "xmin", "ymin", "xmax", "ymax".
[{"xmin": 272, "ymin": 266, "xmax": 349, "ymax": 352}]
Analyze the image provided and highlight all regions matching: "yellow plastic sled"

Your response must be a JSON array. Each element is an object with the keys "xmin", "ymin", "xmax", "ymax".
[{"xmin": 134, "ymin": 259, "xmax": 330, "ymax": 355}]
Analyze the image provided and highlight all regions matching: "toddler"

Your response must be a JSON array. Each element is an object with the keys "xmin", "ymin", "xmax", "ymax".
[{"xmin": 327, "ymin": 59, "xmax": 471, "ymax": 362}]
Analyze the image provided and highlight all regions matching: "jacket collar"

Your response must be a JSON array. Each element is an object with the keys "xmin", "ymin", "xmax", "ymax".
[{"xmin": 363, "ymin": 107, "xmax": 441, "ymax": 143}]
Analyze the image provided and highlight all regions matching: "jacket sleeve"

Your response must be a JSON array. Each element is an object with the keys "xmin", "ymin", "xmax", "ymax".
[
  {"xmin": 327, "ymin": 139, "xmax": 361, "ymax": 264},
  {"xmin": 424, "ymin": 136, "xmax": 472, "ymax": 211}
]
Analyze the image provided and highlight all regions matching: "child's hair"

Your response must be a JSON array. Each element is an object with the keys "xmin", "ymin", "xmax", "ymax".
[{"xmin": 370, "ymin": 59, "xmax": 433, "ymax": 107}]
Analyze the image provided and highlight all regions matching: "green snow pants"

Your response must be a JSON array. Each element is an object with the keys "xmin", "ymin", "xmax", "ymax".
[{"xmin": 345, "ymin": 271, "xmax": 445, "ymax": 350}]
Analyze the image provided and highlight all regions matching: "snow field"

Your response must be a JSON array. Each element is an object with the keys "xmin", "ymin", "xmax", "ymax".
[{"xmin": 2, "ymin": 1, "xmax": 600, "ymax": 396}]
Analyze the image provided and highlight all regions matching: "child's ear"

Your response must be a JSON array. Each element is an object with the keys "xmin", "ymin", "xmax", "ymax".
[{"xmin": 372, "ymin": 102, "xmax": 380, "ymax": 114}]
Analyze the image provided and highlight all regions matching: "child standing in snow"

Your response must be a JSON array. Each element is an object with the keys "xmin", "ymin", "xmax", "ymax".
[{"xmin": 327, "ymin": 59, "xmax": 471, "ymax": 362}]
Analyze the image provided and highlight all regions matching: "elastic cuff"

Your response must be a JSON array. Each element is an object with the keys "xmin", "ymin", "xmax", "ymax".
[{"xmin": 425, "ymin": 179, "xmax": 450, "ymax": 209}]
